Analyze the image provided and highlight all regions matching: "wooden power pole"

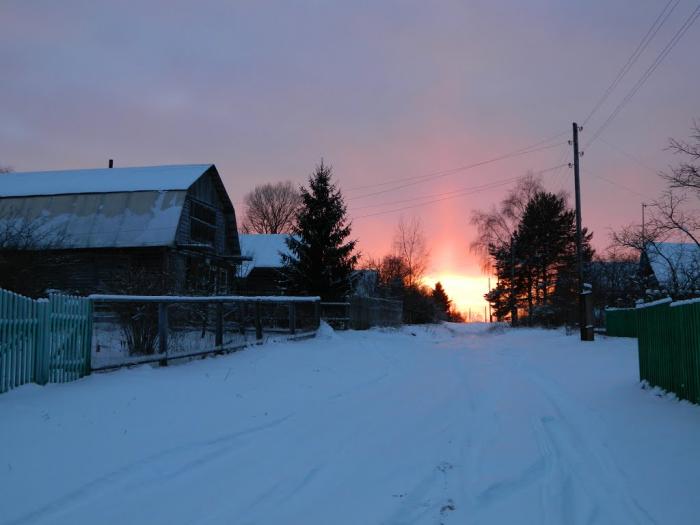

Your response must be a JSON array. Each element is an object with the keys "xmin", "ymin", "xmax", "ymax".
[{"xmin": 572, "ymin": 122, "xmax": 594, "ymax": 341}]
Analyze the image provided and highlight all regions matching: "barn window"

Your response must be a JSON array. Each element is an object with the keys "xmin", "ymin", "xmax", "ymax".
[{"xmin": 191, "ymin": 201, "xmax": 217, "ymax": 246}]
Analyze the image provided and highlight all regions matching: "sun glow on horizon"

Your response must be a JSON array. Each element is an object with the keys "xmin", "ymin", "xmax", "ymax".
[{"xmin": 423, "ymin": 273, "xmax": 491, "ymax": 321}]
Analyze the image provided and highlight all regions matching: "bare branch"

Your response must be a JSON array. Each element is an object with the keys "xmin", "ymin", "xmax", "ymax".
[
  {"xmin": 241, "ymin": 181, "xmax": 302, "ymax": 234},
  {"xmin": 393, "ymin": 216, "xmax": 429, "ymax": 287}
]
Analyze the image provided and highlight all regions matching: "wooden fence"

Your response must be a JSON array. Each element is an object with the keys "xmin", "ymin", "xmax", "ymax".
[
  {"xmin": 2, "ymin": 290, "xmax": 322, "ymax": 392},
  {"xmin": 89, "ymin": 295, "xmax": 321, "ymax": 370},
  {"xmin": 0, "ymin": 288, "xmax": 92, "ymax": 394},
  {"xmin": 320, "ymin": 297, "xmax": 403, "ymax": 330}
]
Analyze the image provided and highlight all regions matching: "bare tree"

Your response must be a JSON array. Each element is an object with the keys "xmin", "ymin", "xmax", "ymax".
[
  {"xmin": 652, "ymin": 190, "xmax": 700, "ymax": 248},
  {"xmin": 362, "ymin": 254, "xmax": 409, "ymax": 288},
  {"xmin": 663, "ymin": 120, "xmax": 700, "ymax": 195},
  {"xmin": 393, "ymin": 216, "xmax": 429, "ymax": 287},
  {"xmin": 644, "ymin": 122, "xmax": 700, "ymax": 249},
  {"xmin": 241, "ymin": 181, "xmax": 301, "ymax": 234},
  {"xmin": 470, "ymin": 173, "xmax": 547, "ymax": 270},
  {"xmin": 0, "ymin": 210, "xmax": 69, "ymax": 296}
]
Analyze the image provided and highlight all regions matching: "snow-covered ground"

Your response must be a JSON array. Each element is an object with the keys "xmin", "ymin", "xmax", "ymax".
[{"xmin": 1, "ymin": 323, "xmax": 699, "ymax": 524}]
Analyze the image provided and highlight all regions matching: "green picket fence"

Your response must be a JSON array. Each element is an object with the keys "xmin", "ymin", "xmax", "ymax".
[
  {"xmin": 604, "ymin": 307, "xmax": 638, "ymax": 337},
  {"xmin": 0, "ymin": 288, "xmax": 92, "ymax": 394},
  {"xmin": 637, "ymin": 298, "xmax": 700, "ymax": 404}
]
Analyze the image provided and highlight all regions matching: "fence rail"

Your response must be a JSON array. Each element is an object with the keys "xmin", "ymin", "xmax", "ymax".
[
  {"xmin": 320, "ymin": 297, "xmax": 403, "ymax": 330},
  {"xmin": 89, "ymin": 295, "xmax": 321, "ymax": 370},
  {"xmin": 2, "ymin": 289, "xmax": 321, "ymax": 393},
  {"xmin": 0, "ymin": 288, "xmax": 92, "ymax": 394}
]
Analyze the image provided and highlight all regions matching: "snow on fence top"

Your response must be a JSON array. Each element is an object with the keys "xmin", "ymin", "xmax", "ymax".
[
  {"xmin": 0, "ymin": 164, "xmax": 213, "ymax": 198},
  {"xmin": 670, "ymin": 297, "xmax": 700, "ymax": 308},
  {"xmin": 604, "ymin": 306, "xmax": 635, "ymax": 311},
  {"xmin": 635, "ymin": 297, "xmax": 673, "ymax": 309},
  {"xmin": 88, "ymin": 294, "xmax": 321, "ymax": 303}
]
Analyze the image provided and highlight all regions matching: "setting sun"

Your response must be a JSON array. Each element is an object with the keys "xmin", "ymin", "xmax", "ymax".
[{"xmin": 423, "ymin": 273, "xmax": 490, "ymax": 321}]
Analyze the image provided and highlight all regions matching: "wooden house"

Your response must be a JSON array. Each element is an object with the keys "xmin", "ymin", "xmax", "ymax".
[
  {"xmin": 0, "ymin": 164, "xmax": 243, "ymax": 296},
  {"xmin": 238, "ymin": 233, "xmax": 290, "ymax": 295}
]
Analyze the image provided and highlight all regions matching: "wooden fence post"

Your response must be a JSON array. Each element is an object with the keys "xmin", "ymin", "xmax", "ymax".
[
  {"xmin": 255, "ymin": 300, "xmax": 263, "ymax": 340},
  {"xmin": 313, "ymin": 300, "xmax": 320, "ymax": 329},
  {"xmin": 289, "ymin": 302, "xmax": 296, "ymax": 335},
  {"xmin": 215, "ymin": 302, "xmax": 224, "ymax": 348},
  {"xmin": 158, "ymin": 303, "xmax": 169, "ymax": 366}
]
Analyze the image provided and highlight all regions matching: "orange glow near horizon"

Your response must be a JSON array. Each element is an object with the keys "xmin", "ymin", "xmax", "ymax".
[{"xmin": 423, "ymin": 273, "xmax": 490, "ymax": 321}]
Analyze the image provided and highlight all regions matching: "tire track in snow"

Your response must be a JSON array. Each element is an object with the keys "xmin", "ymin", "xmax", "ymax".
[
  {"xmin": 447, "ymin": 332, "xmax": 656, "ymax": 525},
  {"xmin": 501, "ymin": 355, "xmax": 658, "ymax": 525},
  {"xmin": 5, "ymin": 414, "xmax": 294, "ymax": 525}
]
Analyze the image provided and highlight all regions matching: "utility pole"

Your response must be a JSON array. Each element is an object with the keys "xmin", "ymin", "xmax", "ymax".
[
  {"xmin": 572, "ymin": 122, "xmax": 594, "ymax": 341},
  {"xmin": 571, "ymin": 122, "xmax": 593, "ymax": 341}
]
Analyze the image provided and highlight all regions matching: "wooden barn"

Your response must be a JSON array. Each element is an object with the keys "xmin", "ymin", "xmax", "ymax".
[{"xmin": 0, "ymin": 164, "xmax": 243, "ymax": 296}]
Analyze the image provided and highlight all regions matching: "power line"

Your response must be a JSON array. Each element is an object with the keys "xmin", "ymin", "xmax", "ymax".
[
  {"xmin": 585, "ymin": 2, "xmax": 700, "ymax": 149},
  {"xmin": 582, "ymin": 168, "xmax": 653, "ymax": 199},
  {"xmin": 350, "ymin": 176, "xmax": 524, "ymax": 211},
  {"xmin": 346, "ymin": 130, "xmax": 567, "ymax": 193},
  {"xmin": 349, "ymin": 140, "xmax": 568, "ymax": 201},
  {"xmin": 352, "ymin": 163, "xmax": 568, "ymax": 220},
  {"xmin": 596, "ymin": 135, "xmax": 659, "ymax": 175},
  {"xmin": 582, "ymin": 0, "xmax": 680, "ymax": 126}
]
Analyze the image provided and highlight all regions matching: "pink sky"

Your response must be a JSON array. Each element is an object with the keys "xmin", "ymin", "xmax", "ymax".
[{"xmin": 1, "ymin": 1, "xmax": 697, "ymax": 306}]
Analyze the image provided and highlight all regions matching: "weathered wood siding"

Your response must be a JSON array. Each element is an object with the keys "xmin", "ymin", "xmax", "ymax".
[{"xmin": 176, "ymin": 168, "xmax": 240, "ymax": 258}]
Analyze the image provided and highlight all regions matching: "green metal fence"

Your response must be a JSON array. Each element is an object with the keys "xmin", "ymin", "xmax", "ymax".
[
  {"xmin": 604, "ymin": 307, "xmax": 638, "ymax": 337},
  {"xmin": 0, "ymin": 288, "xmax": 92, "ymax": 394},
  {"xmin": 637, "ymin": 298, "xmax": 700, "ymax": 404}
]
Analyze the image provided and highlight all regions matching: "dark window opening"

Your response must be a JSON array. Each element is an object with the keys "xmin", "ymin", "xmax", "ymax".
[{"xmin": 191, "ymin": 201, "xmax": 217, "ymax": 246}]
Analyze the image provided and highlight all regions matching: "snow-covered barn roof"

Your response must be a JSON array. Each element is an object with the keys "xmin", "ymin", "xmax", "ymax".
[
  {"xmin": 238, "ymin": 234, "xmax": 291, "ymax": 277},
  {"xmin": 0, "ymin": 164, "xmax": 220, "ymax": 250},
  {"xmin": 645, "ymin": 242, "xmax": 700, "ymax": 290},
  {"xmin": 0, "ymin": 164, "xmax": 213, "ymax": 198}
]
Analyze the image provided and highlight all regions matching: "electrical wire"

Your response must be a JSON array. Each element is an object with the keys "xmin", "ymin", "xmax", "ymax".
[
  {"xmin": 581, "ymin": 168, "xmax": 653, "ymax": 199},
  {"xmin": 351, "ymin": 163, "xmax": 568, "ymax": 220},
  {"xmin": 346, "ymin": 130, "xmax": 567, "ymax": 192},
  {"xmin": 585, "ymin": 2, "xmax": 700, "ymax": 149},
  {"xmin": 582, "ymin": 0, "xmax": 680, "ymax": 126},
  {"xmin": 349, "ymin": 140, "xmax": 568, "ymax": 201},
  {"xmin": 596, "ymin": 135, "xmax": 659, "ymax": 175}
]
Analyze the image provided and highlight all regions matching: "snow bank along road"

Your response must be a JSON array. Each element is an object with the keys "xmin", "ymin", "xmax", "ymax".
[{"xmin": 2, "ymin": 324, "xmax": 700, "ymax": 524}]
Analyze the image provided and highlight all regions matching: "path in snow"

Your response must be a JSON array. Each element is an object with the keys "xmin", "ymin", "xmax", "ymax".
[{"xmin": 1, "ymin": 323, "xmax": 699, "ymax": 524}]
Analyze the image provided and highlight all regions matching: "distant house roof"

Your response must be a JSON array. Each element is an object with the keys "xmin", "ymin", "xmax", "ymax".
[
  {"xmin": 0, "ymin": 164, "xmax": 224, "ymax": 250},
  {"xmin": 238, "ymin": 234, "xmax": 291, "ymax": 277},
  {"xmin": 0, "ymin": 164, "xmax": 213, "ymax": 198},
  {"xmin": 645, "ymin": 242, "xmax": 700, "ymax": 290}
]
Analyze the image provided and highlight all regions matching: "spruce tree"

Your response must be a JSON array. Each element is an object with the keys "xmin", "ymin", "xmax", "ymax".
[
  {"xmin": 485, "ymin": 190, "xmax": 594, "ymax": 325},
  {"xmin": 432, "ymin": 282, "xmax": 452, "ymax": 320},
  {"xmin": 282, "ymin": 161, "xmax": 358, "ymax": 300}
]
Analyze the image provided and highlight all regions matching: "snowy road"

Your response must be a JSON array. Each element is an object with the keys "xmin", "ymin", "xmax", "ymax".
[{"xmin": 2, "ymin": 324, "xmax": 700, "ymax": 524}]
